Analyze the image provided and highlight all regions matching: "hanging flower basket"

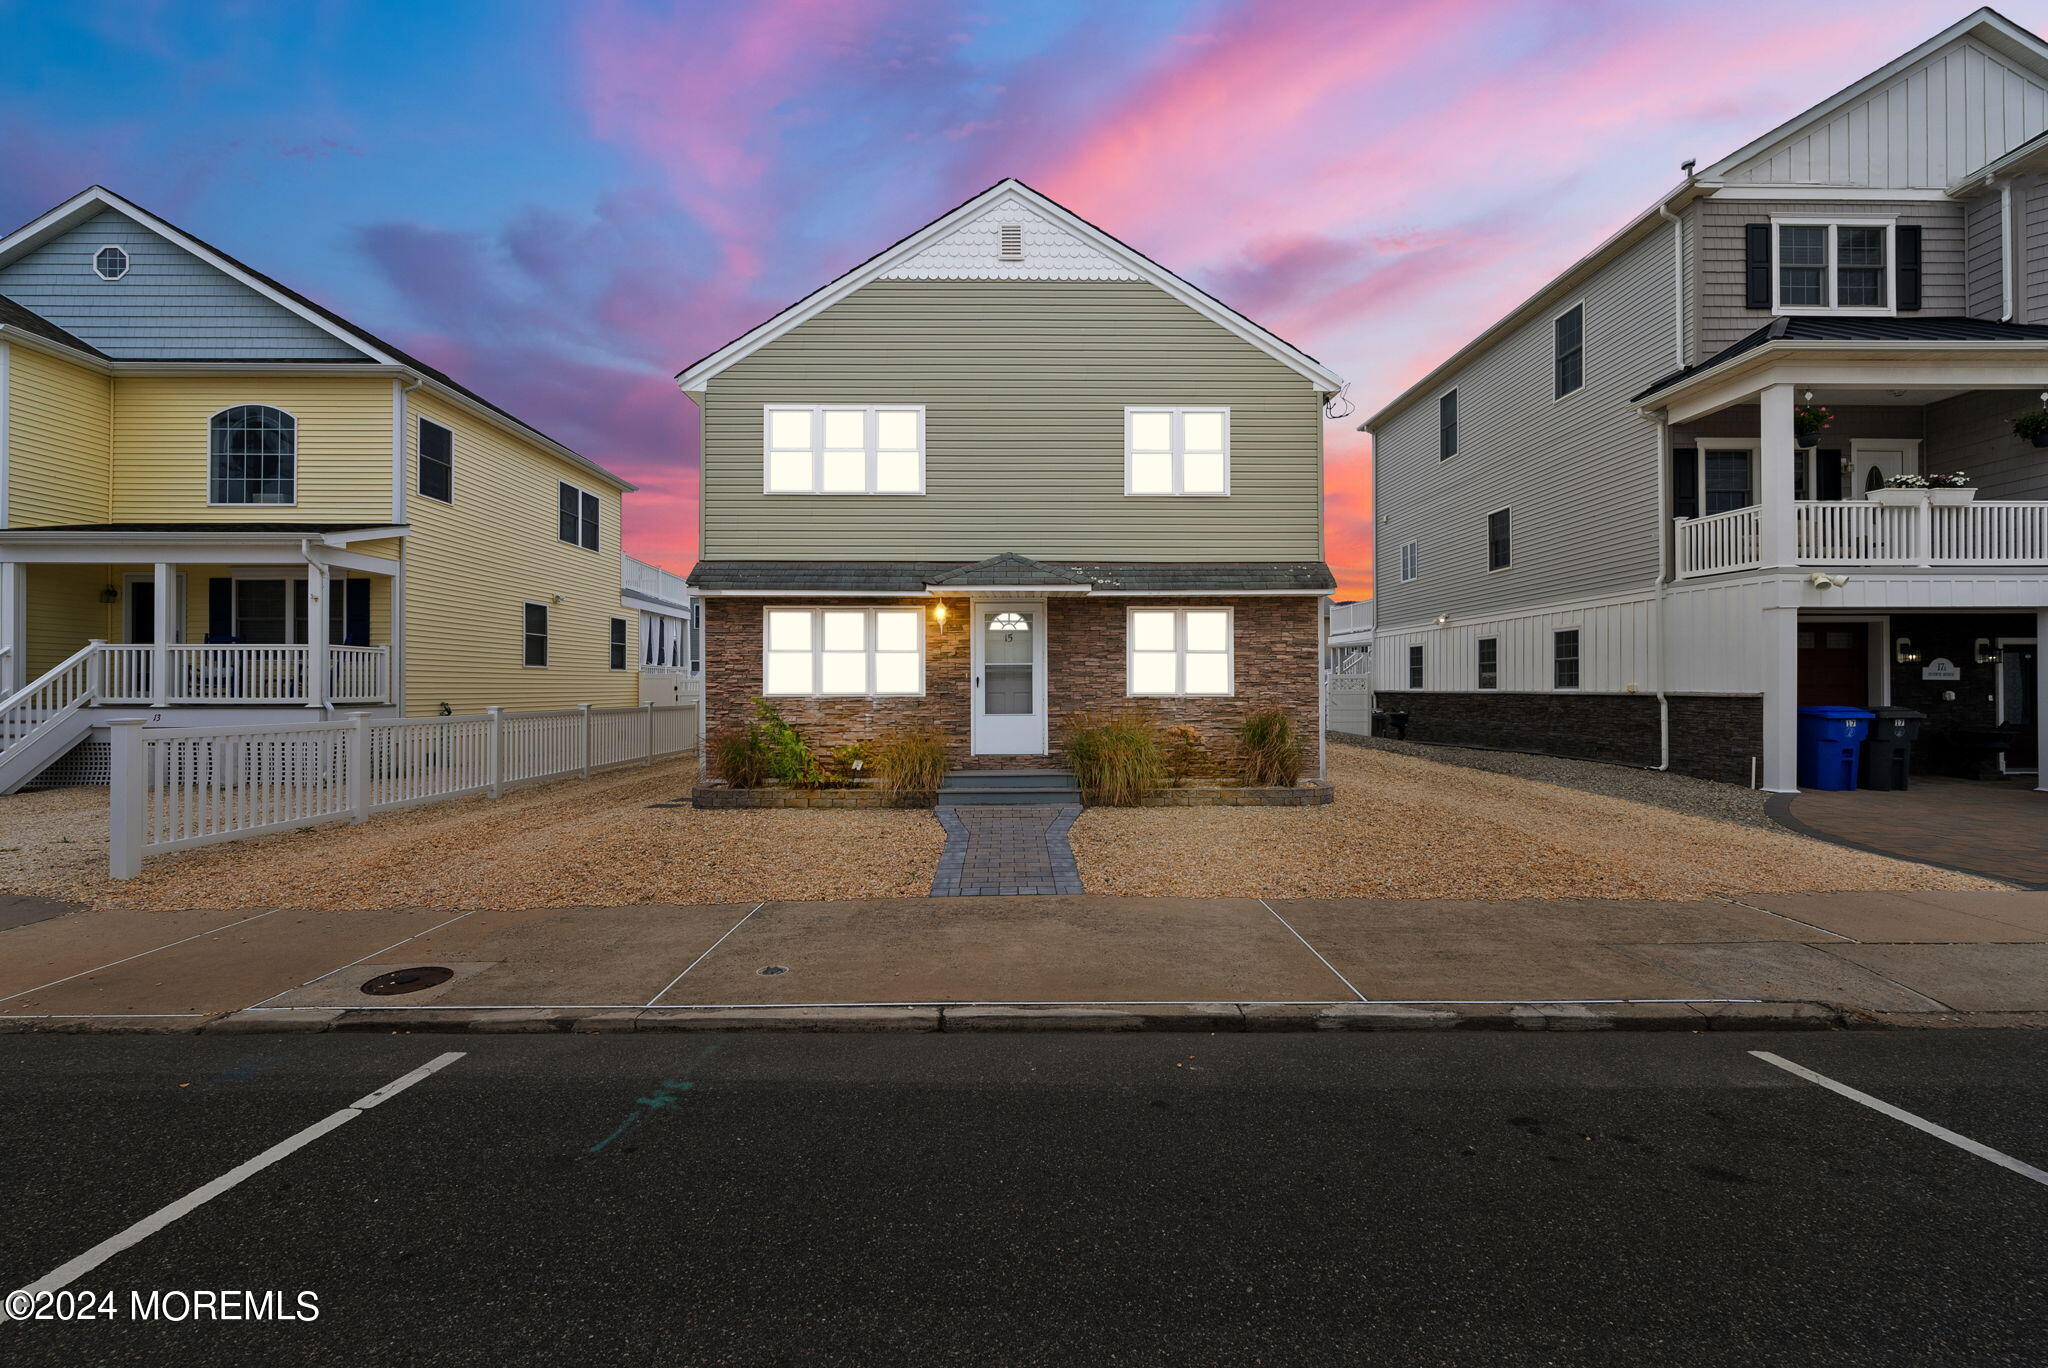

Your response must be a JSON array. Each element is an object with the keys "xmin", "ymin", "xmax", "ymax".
[
  {"xmin": 1795, "ymin": 403, "xmax": 1834, "ymax": 448},
  {"xmin": 2013, "ymin": 411, "xmax": 2048, "ymax": 448}
]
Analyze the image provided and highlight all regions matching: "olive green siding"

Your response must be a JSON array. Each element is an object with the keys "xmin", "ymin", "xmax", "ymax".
[{"xmin": 699, "ymin": 279, "xmax": 1325, "ymax": 561}]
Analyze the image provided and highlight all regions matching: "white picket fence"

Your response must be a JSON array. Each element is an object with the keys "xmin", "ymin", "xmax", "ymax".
[{"xmin": 108, "ymin": 702, "xmax": 697, "ymax": 878}]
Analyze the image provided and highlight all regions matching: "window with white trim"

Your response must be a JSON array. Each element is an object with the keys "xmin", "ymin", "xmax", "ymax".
[
  {"xmin": 209, "ymin": 405, "xmax": 296, "ymax": 504},
  {"xmin": 1553, "ymin": 304, "xmax": 1584, "ymax": 398},
  {"xmin": 609, "ymin": 617, "xmax": 629, "ymax": 670},
  {"xmin": 1775, "ymin": 220, "xmax": 1892, "ymax": 312},
  {"xmin": 1125, "ymin": 407, "xmax": 1229, "ymax": 496},
  {"xmin": 1553, "ymin": 629, "xmax": 1581, "ymax": 690},
  {"xmin": 1407, "ymin": 643, "xmax": 1424, "ymax": 689},
  {"xmin": 764, "ymin": 405, "xmax": 923, "ymax": 494},
  {"xmin": 1127, "ymin": 607, "xmax": 1233, "ymax": 696},
  {"xmin": 523, "ymin": 603, "xmax": 549, "ymax": 667},
  {"xmin": 763, "ymin": 607, "xmax": 923, "ymax": 696},
  {"xmin": 558, "ymin": 482, "xmax": 599, "ymax": 549},
  {"xmin": 1477, "ymin": 637, "xmax": 1499, "ymax": 690},
  {"xmin": 94, "ymin": 245, "xmax": 130, "ymax": 280},
  {"xmin": 1398, "ymin": 541, "xmax": 1418, "ymax": 583}
]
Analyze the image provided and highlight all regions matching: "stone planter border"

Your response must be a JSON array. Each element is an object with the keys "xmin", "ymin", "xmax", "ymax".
[
  {"xmin": 1133, "ymin": 781, "xmax": 1333, "ymax": 807},
  {"xmin": 690, "ymin": 780, "xmax": 1335, "ymax": 809}
]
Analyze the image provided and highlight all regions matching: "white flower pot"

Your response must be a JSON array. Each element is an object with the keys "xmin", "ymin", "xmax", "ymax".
[
  {"xmin": 1869, "ymin": 489, "xmax": 1931, "ymax": 506},
  {"xmin": 1928, "ymin": 487, "xmax": 1977, "ymax": 505}
]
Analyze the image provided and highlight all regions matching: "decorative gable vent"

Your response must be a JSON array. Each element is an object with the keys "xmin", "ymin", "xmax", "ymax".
[
  {"xmin": 93, "ymin": 245, "xmax": 129, "ymax": 280},
  {"xmin": 997, "ymin": 222, "xmax": 1024, "ymax": 261}
]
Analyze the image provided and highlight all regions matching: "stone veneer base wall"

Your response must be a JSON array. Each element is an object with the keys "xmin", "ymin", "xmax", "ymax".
[
  {"xmin": 1378, "ymin": 691, "xmax": 1762, "ymax": 786},
  {"xmin": 701, "ymin": 594, "xmax": 1323, "ymax": 777}
]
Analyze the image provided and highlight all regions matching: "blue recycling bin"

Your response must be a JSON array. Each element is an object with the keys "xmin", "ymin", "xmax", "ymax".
[{"xmin": 1797, "ymin": 706, "xmax": 1874, "ymax": 790}]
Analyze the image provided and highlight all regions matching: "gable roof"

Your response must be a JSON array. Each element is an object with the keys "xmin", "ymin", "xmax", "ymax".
[
  {"xmin": 0, "ymin": 187, "xmax": 634, "ymax": 491},
  {"xmin": 674, "ymin": 179, "xmax": 1344, "ymax": 395},
  {"xmin": 0, "ymin": 292, "xmax": 107, "ymax": 357}
]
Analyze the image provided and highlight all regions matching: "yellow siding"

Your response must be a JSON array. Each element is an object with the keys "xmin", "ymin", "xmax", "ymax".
[
  {"xmin": 7, "ymin": 345, "xmax": 113, "ymax": 526},
  {"xmin": 109, "ymin": 375, "xmax": 393, "ymax": 522},
  {"xmin": 399, "ymin": 391, "xmax": 636, "ymax": 714},
  {"xmin": 25, "ymin": 564, "xmax": 116, "ymax": 674}
]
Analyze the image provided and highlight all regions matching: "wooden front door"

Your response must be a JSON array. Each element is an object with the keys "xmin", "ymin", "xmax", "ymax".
[{"xmin": 1798, "ymin": 623, "xmax": 1869, "ymax": 708}]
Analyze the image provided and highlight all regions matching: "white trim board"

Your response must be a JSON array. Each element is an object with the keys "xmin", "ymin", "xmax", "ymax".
[{"xmin": 674, "ymin": 180, "xmax": 1344, "ymax": 395}]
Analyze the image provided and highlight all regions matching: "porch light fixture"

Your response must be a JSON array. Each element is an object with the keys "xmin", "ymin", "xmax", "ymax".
[
  {"xmin": 97, "ymin": 586, "xmax": 120, "ymax": 604},
  {"xmin": 1975, "ymin": 638, "xmax": 2003, "ymax": 665},
  {"xmin": 1894, "ymin": 636, "xmax": 1921, "ymax": 665},
  {"xmin": 931, "ymin": 601, "xmax": 948, "ymax": 631}
]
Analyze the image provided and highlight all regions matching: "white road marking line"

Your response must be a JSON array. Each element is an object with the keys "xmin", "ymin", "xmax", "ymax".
[
  {"xmin": 645, "ymin": 902, "xmax": 766, "ymax": 1006},
  {"xmin": 1750, "ymin": 1050, "xmax": 2048, "ymax": 1188},
  {"xmin": 1256, "ymin": 898, "xmax": 1370, "ymax": 1003},
  {"xmin": 0, "ymin": 909, "xmax": 282, "ymax": 1008},
  {"xmin": 240, "ymin": 909, "xmax": 480, "ymax": 1009},
  {"xmin": 0, "ymin": 1051, "xmax": 465, "ymax": 1325}
]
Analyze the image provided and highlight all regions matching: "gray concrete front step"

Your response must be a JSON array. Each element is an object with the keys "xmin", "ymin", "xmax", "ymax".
[{"xmin": 936, "ymin": 787, "xmax": 1082, "ymax": 806}]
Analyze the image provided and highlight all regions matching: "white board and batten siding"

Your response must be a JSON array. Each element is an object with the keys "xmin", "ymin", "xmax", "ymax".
[
  {"xmin": 1372, "ymin": 229, "xmax": 1674, "ymax": 639},
  {"xmin": 1373, "ymin": 591, "xmax": 1657, "ymax": 696}
]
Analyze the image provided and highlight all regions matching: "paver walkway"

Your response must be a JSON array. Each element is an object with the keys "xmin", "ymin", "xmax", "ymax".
[
  {"xmin": 1774, "ymin": 776, "xmax": 2048, "ymax": 889},
  {"xmin": 931, "ymin": 806, "xmax": 1084, "ymax": 896}
]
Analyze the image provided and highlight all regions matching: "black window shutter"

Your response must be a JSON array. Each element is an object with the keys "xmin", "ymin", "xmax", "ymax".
[
  {"xmin": 209, "ymin": 577, "xmax": 234, "ymax": 640},
  {"xmin": 1816, "ymin": 449, "xmax": 1844, "ymax": 502},
  {"xmin": 1896, "ymin": 225, "xmax": 1922, "ymax": 311},
  {"xmin": 1744, "ymin": 224, "xmax": 1772, "ymax": 309},
  {"xmin": 1671, "ymin": 448, "xmax": 1700, "ymax": 519}
]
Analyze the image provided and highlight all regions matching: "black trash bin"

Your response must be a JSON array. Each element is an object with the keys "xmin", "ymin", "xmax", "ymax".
[{"xmin": 1861, "ymin": 706, "xmax": 1925, "ymax": 790}]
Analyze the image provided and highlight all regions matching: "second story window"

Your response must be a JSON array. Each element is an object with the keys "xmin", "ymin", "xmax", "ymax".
[
  {"xmin": 209, "ymin": 405, "xmax": 296, "ymax": 505},
  {"xmin": 1553, "ymin": 304, "xmax": 1584, "ymax": 398},
  {"xmin": 418, "ymin": 419, "xmax": 453, "ymax": 504},
  {"xmin": 558, "ymin": 482, "xmax": 599, "ymax": 550},
  {"xmin": 1487, "ymin": 508, "xmax": 1511, "ymax": 571},
  {"xmin": 1439, "ymin": 389, "xmax": 1458, "ymax": 460},
  {"xmin": 764, "ymin": 405, "xmax": 923, "ymax": 494},
  {"xmin": 1398, "ymin": 542, "xmax": 1418, "ymax": 583},
  {"xmin": 1774, "ymin": 221, "xmax": 1890, "ymax": 312},
  {"xmin": 1126, "ymin": 406, "xmax": 1229, "ymax": 496}
]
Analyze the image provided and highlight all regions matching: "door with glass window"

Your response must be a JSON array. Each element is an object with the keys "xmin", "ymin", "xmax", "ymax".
[{"xmin": 971, "ymin": 603, "xmax": 1045, "ymax": 755}]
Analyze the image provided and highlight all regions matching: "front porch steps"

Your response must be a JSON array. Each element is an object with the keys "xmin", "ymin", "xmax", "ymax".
[{"xmin": 936, "ymin": 769, "xmax": 1082, "ymax": 806}]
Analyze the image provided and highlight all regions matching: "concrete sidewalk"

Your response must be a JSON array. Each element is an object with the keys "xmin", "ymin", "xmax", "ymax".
[{"xmin": 0, "ymin": 890, "xmax": 2044, "ymax": 1033}]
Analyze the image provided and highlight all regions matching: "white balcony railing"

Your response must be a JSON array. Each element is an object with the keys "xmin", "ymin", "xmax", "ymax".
[
  {"xmin": 1677, "ymin": 499, "xmax": 2048, "ymax": 578},
  {"xmin": 95, "ymin": 644, "xmax": 391, "ymax": 705}
]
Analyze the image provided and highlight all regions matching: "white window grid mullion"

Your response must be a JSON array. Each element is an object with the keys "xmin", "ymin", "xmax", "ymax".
[
  {"xmin": 1174, "ymin": 609, "xmax": 1188, "ymax": 694},
  {"xmin": 864, "ymin": 409, "xmax": 878, "ymax": 496},
  {"xmin": 810, "ymin": 609, "xmax": 824, "ymax": 695},
  {"xmin": 865, "ymin": 608, "xmax": 878, "ymax": 695},
  {"xmin": 1170, "ymin": 409, "xmax": 1185, "ymax": 497}
]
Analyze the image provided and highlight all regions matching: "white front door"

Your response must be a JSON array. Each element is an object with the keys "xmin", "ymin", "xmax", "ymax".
[
  {"xmin": 1849, "ymin": 442, "xmax": 1914, "ymax": 498},
  {"xmin": 971, "ymin": 602, "xmax": 1046, "ymax": 755}
]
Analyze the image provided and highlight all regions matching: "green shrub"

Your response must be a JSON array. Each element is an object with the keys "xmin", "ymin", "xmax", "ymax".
[
  {"xmin": 874, "ymin": 727, "xmax": 949, "ymax": 802},
  {"xmin": 825, "ymin": 742, "xmax": 876, "ymax": 787},
  {"xmin": 1065, "ymin": 711, "xmax": 1165, "ymax": 805},
  {"xmin": 1162, "ymin": 724, "xmax": 1208, "ymax": 786},
  {"xmin": 1236, "ymin": 708, "xmax": 1302, "ymax": 787},
  {"xmin": 752, "ymin": 700, "xmax": 824, "ymax": 788},
  {"xmin": 709, "ymin": 725, "xmax": 773, "ymax": 788}
]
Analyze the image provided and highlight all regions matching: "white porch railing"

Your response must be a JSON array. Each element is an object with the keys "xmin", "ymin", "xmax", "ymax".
[
  {"xmin": 94, "ymin": 643, "xmax": 390, "ymax": 705},
  {"xmin": 1674, "ymin": 506, "xmax": 1761, "ymax": 577},
  {"xmin": 1677, "ymin": 499, "xmax": 2048, "ymax": 577},
  {"xmin": 108, "ymin": 701, "xmax": 699, "ymax": 877}
]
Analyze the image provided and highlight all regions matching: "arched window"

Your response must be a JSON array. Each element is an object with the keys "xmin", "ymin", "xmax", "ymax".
[
  {"xmin": 209, "ymin": 405, "xmax": 297, "ymax": 505},
  {"xmin": 93, "ymin": 245, "xmax": 130, "ymax": 280}
]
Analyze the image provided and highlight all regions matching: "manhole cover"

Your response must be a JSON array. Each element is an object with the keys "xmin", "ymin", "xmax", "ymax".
[
  {"xmin": 758, "ymin": 965, "xmax": 788, "ymax": 976},
  {"xmin": 361, "ymin": 966, "xmax": 456, "ymax": 996}
]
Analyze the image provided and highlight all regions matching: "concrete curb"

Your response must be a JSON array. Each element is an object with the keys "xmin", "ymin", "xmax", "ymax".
[{"xmin": 0, "ymin": 999, "xmax": 1895, "ymax": 1034}]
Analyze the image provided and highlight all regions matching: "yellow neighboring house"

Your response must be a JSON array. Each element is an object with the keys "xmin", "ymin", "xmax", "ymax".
[{"xmin": 0, "ymin": 186, "xmax": 646, "ymax": 792}]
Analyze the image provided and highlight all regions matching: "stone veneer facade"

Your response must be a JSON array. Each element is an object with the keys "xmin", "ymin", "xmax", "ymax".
[
  {"xmin": 701, "ymin": 594, "xmax": 1323, "ymax": 777},
  {"xmin": 1381, "ymin": 691, "xmax": 1763, "ymax": 786}
]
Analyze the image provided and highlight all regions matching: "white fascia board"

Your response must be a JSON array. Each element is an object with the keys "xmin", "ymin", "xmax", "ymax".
[
  {"xmin": 319, "ymin": 526, "xmax": 410, "ymax": 546},
  {"xmin": 1707, "ymin": 186, "xmax": 1955, "ymax": 201},
  {"xmin": 690, "ymin": 587, "xmax": 937, "ymax": 597},
  {"xmin": 675, "ymin": 179, "xmax": 1344, "ymax": 395},
  {"xmin": 1643, "ymin": 339, "xmax": 2048, "ymax": 422},
  {"xmin": 1697, "ymin": 10, "xmax": 2048, "ymax": 183}
]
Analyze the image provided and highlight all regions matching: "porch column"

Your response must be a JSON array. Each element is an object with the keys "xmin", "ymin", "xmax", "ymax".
[
  {"xmin": 1758, "ymin": 384, "xmax": 1798, "ymax": 569},
  {"xmin": 305, "ymin": 560, "xmax": 330, "ymax": 710},
  {"xmin": 1760, "ymin": 605, "xmax": 1801, "ymax": 793},
  {"xmin": 2037, "ymin": 608, "xmax": 2048, "ymax": 793},
  {"xmin": 0, "ymin": 561, "xmax": 24, "ymax": 695},
  {"xmin": 149, "ymin": 562, "xmax": 172, "ymax": 708}
]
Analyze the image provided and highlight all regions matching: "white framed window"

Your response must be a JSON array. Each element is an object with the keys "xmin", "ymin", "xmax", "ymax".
[
  {"xmin": 209, "ymin": 404, "xmax": 297, "ymax": 505},
  {"xmin": 1773, "ymin": 219, "xmax": 1894, "ymax": 314},
  {"xmin": 93, "ymin": 245, "xmax": 130, "ymax": 280},
  {"xmin": 763, "ymin": 405, "xmax": 923, "ymax": 495},
  {"xmin": 762, "ymin": 607, "xmax": 923, "ymax": 697},
  {"xmin": 1125, "ymin": 406, "xmax": 1230, "ymax": 496},
  {"xmin": 522, "ymin": 602, "xmax": 549, "ymax": 667},
  {"xmin": 1126, "ymin": 607, "xmax": 1233, "ymax": 696},
  {"xmin": 1398, "ymin": 541, "xmax": 1418, "ymax": 582},
  {"xmin": 558, "ymin": 481, "xmax": 600, "ymax": 549}
]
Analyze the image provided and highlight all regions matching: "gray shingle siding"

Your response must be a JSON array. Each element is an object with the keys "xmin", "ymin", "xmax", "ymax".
[
  {"xmin": 1963, "ymin": 190, "xmax": 2006, "ymax": 320},
  {"xmin": 1924, "ymin": 390, "xmax": 2048, "ymax": 499},
  {"xmin": 1372, "ymin": 228, "xmax": 1673, "ymax": 633},
  {"xmin": 1694, "ymin": 198, "xmax": 1965, "ymax": 354},
  {"xmin": 0, "ymin": 209, "xmax": 366, "ymax": 360},
  {"xmin": 2025, "ymin": 177, "xmax": 2048, "ymax": 323}
]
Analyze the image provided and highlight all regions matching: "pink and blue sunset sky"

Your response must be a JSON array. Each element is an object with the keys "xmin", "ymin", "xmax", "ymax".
[{"xmin": 8, "ymin": 0, "xmax": 2043, "ymax": 597}]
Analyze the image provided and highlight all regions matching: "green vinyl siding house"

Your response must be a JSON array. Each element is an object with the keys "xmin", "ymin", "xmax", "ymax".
[{"xmin": 680, "ymin": 179, "xmax": 1344, "ymax": 774}]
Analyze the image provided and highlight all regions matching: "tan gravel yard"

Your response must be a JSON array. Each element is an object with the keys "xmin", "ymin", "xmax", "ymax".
[
  {"xmin": 1068, "ymin": 745, "xmax": 2003, "ymax": 900},
  {"xmin": 0, "ymin": 760, "xmax": 944, "ymax": 911}
]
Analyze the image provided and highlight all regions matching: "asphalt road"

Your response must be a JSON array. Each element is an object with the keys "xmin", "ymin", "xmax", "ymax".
[{"xmin": 1, "ymin": 1031, "xmax": 2044, "ymax": 1366}]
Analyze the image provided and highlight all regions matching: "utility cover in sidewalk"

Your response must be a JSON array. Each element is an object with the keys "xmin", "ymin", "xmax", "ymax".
[{"xmin": 361, "ymin": 966, "xmax": 456, "ymax": 995}]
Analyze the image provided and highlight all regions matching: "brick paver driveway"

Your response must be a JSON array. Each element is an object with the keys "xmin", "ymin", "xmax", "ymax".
[{"xmin": 1774, "ymin": 776, "xmax": 2048, "ymax": 888}]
